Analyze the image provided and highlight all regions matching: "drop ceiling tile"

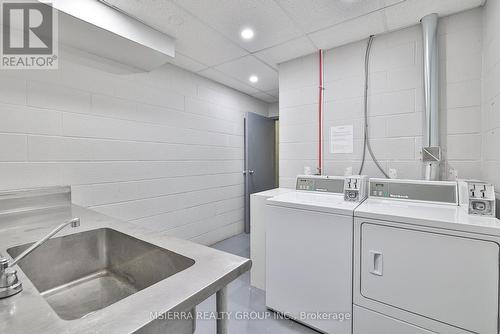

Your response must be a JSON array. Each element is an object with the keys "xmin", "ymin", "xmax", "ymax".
[
  {"xmin": 276, "ymin": 0, "xmax": 386, "ymax": 33},
  {"xmin": 173, "ymin": 0, "xmax": 303, "ymax": 53},
  {"xmin": 103, "ymin": 0, "xmax": 248, "ymax": 66},
  {"xmin": 198, "ymin": 68, "xmax": 260, "ymax": 95},
  {"xmin": 70, "ymin": 0, "xmax": 485, "ymax": 104},
  {"xmin": 254, "ymin": 37, "xmax": 317, "ymax": 69},
  {"xmin": 266, "ymin": 89, "xmax": 279, "ymax": 98},
  {"xmin": 251, "ymin": 92, "xmax": 279, "ymax": 103},
  {"xmin": 308, "ymin": 11, "xmax": 388, "ymax": 50},
  {"xmin": 382, "ymin": 0, "xmax": 407, "ymax": 5},
  {"xmin": 214, "ymin": 55, "xmax": 279, "ymax": 92},
  {"xmin": 385, "ymin": 0, "xmax": 485, "ymax": 31},
  {"xmin": 167, "ymin": 52, "xmax": 208, "ymax": 72}
]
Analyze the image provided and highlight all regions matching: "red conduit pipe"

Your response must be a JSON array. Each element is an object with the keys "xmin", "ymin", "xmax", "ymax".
[{"xmin": 318, "ymin": 49, "xmax": 324, "ymax": 175}]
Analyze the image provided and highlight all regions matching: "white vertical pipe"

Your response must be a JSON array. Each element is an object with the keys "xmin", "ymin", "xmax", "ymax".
[{"xmin": 421, "ymin": 13, "xmax": 440, "ymax": 180}]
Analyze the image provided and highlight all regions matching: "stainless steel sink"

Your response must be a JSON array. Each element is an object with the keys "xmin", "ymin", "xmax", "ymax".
[{"xmin": 7, "ymin": 228, "xmax": 195, "ymax": 320}]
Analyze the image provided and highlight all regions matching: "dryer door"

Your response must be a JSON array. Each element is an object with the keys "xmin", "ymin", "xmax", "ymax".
[{"xmin": 360, "ymin": 223, "xmax": 499, "ymax": 334}]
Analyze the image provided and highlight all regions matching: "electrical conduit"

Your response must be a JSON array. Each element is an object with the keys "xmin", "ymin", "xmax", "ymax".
[{"xmin": 358, "ymin": 35, "xmax": 390, "ymax": 178}]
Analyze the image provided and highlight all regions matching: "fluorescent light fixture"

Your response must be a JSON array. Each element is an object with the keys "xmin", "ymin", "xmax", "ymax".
[
  {"xmin": 241, "ymin": 28, "xmax": 254, "ymax": 40},
  {"xmin": 249, "ymin": 75, "xmax": 259, "ymax": 83},
  {"xmin": 43, "ymin": 0, "xmax": 175, "ymax": 57}
]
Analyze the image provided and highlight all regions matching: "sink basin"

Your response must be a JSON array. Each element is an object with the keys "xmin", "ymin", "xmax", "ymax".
[{"xmin": 7, "ymin": 228, "xmax": 195, "ymax": 320}]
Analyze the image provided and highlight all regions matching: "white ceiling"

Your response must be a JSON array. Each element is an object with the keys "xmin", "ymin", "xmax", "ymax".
[{"xmin": 103, "ymin": 0, "xmax": 485, "ymax": 103}]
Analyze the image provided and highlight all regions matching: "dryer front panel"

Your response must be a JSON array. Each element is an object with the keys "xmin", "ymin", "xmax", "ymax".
[{"xmin": 359, "ymin": 223, "xmax": 499, "ymax": 334}]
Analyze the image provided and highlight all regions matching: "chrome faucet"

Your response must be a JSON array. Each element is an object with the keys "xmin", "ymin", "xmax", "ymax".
[{"xmin": 0, "ymin": 217, "xmax": 80, "ymax": 299}]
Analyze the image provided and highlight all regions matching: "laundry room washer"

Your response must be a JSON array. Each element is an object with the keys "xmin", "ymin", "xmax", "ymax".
[
  {"xmin": 265, "ymin": 175, "xmax": 367, "ymax": 334},
  {"xmin": 250, "ymin": 187, "xmax": 295, "ymax": 290},
  {"xmin": 353, "ymin": 178, "xmax": 500, "ymax": 334}
]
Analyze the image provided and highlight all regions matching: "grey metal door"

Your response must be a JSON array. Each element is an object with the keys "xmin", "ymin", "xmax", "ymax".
[{"xmin": 244, "ymin": 112, "xmax": 276, "ymax": 233}]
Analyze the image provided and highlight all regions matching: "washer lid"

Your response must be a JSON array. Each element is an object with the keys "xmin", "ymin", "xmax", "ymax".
[
  {"xmin": 267, "ymin": 191, "xmax": 361, "ymax": 215},
  {"xmin": 251, "ymin": 188, "xmax": 294, "ymax": 199}
]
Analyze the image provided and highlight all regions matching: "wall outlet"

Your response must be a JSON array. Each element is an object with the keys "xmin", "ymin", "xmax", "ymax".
[
  {"xmin": 389, "ymin": 168, "xmax": 398, "ymax": 179},
  {"xmin": 448, "ymin": 168, "xmax": 458, "ymax": 181}
]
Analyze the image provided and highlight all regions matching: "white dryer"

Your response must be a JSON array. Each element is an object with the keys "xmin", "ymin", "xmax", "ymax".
[
  {"xmin": 353, "ymin": 178, "xmax": 500, "ymax": 334},
  {"xmin": 265, "ymin": 175, "xmax": 367, "ymax": 334}
]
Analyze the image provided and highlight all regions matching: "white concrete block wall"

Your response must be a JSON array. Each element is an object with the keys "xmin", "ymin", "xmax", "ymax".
[
  {"xmin": 0, "ymin": 52, "xmax": 268, "ymax": 245},
  {"xmin": 483, "ymin": 0, "xmax": 500, "ymax": 194},
  {"xmin": 440, "ymin": 9, "xmax": 484, "ymax": 181},
  {"xmin": 279, "ymin": 9, "xmax": 483, "ymax": 187},
  {"xmin": 279, "ymin": 54, "xmax": 319, "ymax": 187}
]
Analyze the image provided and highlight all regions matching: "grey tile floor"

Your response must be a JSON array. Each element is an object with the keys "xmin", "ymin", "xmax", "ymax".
[{"xmin": 194, "ymin": 233, "xmax": 318, "ymax": 334}]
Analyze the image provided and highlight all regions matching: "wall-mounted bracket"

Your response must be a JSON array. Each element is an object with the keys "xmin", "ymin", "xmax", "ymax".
[{"xmin": 422, "ymin": 146, "xmax": 441, "ymax": 162}]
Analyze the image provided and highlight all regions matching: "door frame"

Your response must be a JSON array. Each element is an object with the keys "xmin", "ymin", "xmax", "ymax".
[{"xmin": 244, "ymin": 112, "xmax": 278, "ymax": 233}]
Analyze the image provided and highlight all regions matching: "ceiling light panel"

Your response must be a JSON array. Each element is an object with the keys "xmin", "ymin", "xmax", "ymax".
[
  {"xmin": 249, "ymin": 75, "xmax": 259, "ymax": 83},
  {"xmin": 241, "ymin": 28, "xmax": 255, "ymax": 40},
  {"xmin": 214, "ymin": 55, "xmax": 278, "ymax": 91},
  {"xmin": 198, "ymin": 68, "xmax": 260, "ymax": 95},
  {"xmin": 172, "ymin": 0, "xmax": 303, "ymax": 52}
]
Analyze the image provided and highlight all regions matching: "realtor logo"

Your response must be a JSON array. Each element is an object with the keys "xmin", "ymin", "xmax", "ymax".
[{"xmin": 1, "ymin": 0, "xmax": 58, "ymax": 69}]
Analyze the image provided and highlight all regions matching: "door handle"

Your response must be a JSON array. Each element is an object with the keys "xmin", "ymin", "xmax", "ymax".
[
  {"xmin": 243, "ymin": 170, "xmax": 255, "ymax": 175},
  {"xmin": 369, "ymin": 251, "xmax": 383, "ymax": 276}
]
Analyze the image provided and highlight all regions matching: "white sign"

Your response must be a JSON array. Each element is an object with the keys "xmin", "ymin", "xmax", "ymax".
[{"xmin": 330, "ymin": 125, "xmax": 353, "ymax": 154}]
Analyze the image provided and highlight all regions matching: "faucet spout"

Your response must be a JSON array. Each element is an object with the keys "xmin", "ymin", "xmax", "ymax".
[
  {"xmin": 9, "ymin": 218, "xmax": 80, "ymax": 268},
  {"xmin": 0, "ymin": 217, "xmax": 80, "ymax": 299}
]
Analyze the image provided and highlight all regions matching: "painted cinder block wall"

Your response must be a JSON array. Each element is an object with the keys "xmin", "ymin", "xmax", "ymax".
[
  {"xmin": 0, "ymin": 52, "xmax": 268, "ymax": 245},
  {"xmin": 279, "ymin": 9, "xmax": 483, "ymax": 188},
  {"xmin": 482, "ymin": 0, "xmax": 500, "ymax": 199}
]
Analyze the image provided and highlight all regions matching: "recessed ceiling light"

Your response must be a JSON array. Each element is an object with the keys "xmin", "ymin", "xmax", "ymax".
[
  {"xmin": 249, "ymin": 75, "xmax": 259, "ymax": 83},
  {"xmin": 241, "ymin": 28, "xmax": 254, "ymax": 40}
]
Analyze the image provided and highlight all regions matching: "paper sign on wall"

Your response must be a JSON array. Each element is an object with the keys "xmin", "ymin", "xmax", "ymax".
[{"xmin": 330, "ymin": 125, "xmax": 353, "ymax": 154}]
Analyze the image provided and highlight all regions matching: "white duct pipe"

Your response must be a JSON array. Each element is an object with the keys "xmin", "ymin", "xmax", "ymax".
[{"xmin": 421, "ymin": 13, "xmax": 440, "ymax": 181}]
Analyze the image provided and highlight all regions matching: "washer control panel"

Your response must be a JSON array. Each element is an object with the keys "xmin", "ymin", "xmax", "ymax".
[
  {"xmin": 296, "ymin": 178, "xmax": 315, "ymax": 191},
  {"xmin": 296, "ymin": 175, "xmax": 344, "ymax": 194}
]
